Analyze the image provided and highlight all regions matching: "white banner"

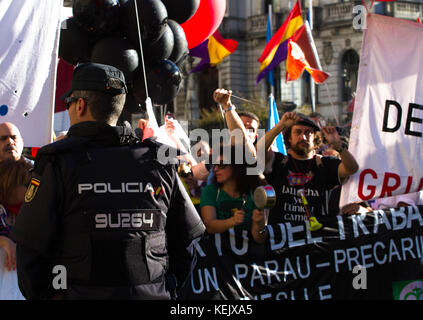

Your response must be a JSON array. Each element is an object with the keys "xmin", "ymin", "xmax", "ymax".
[
  {"xmin": 0, "ymin": 0, "xmax": 63, "ymax": 147},
  {"xmin": 340, "ymin": 14, "xmax": 423, "ymax": 207}
]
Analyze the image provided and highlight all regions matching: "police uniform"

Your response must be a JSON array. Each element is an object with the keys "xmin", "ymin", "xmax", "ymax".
[{"xmin": 10, "ymin": 63, "xmax": 205, "ymax": 300}]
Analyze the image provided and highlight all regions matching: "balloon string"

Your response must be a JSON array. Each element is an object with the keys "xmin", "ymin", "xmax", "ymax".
[
  {"xmin": 224, "ymin": 93, "xmax": 263, "ymax": 108},
  {"xmin": 134, "ymin": 0, "xmax": 149, "ymax": 99}
]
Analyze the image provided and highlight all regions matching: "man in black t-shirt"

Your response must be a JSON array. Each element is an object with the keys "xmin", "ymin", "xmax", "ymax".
[{"xmin": 259, "ymin": 113, "xmax": 359, "ymax": 225}]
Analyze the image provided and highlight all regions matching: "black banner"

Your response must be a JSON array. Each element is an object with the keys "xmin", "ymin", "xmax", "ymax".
[{"xmin": 179, "ymin": 205, "xmax": 423, "ymax": 300}]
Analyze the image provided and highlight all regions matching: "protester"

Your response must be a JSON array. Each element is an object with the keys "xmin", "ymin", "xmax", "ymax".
[
  {"xmin": 0, "ymin": 122, "xmax": 25, "ymax": 162},
  {"xmin": 11, "ymin": 63, "xmax": 205, "ymax": 300},
  {"xmin": 200, "ymin": 144, "xmax": 268, "ymax": 244},
  {"xmin": 237, "ymin": 110, "xmax": 260, "ymax": 144},
  {"xmin": 0, "ymin": 158, "xmax": 32, "ymax": 272},
  {"xmin": 258, "ymin": 112, "xmax": 359, "ymax": 225},
  {"xmin": 207, "ymin": 88, "xmax": 262, "ymax": 186},
  {"xmin": 213, "ymin": 88, "xmax": 259, "ymax": 159}
]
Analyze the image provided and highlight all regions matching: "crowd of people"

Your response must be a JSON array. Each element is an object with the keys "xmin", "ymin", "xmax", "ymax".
[{"xmin": 0, "ymin": 62, "xmax": 422, "ymax": 300}]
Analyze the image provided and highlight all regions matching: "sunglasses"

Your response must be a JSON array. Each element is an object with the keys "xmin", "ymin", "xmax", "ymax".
[{"xmin": 64, "ymin": 97, "xmax": 87, "ymax": 109}]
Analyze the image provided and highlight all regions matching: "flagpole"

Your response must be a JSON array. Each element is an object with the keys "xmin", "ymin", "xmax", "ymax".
[
  {"xmin": 304, "ymin": 20, "xmax": 340, "ymax": 125},
  {"xmin": 309, "ymin": 0, "xmax": 316, "ymax": 113},
  {"xmin": 268, "ymin": 4, "xmax": 275, "ymax": 97}
]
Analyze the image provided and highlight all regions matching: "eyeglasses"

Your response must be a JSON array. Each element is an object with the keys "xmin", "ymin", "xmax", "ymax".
[
  {"xmin": 64, "ymin": 97, "xmax": 87, "ymax": 109},
  {"xmin": 214, "ymin": 163, "xmax": 228, "ymax": 170}
]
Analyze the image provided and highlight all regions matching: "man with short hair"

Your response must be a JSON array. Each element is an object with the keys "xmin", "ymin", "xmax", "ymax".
[
  {"xmin": 0, "ymin": 122, "xmax": 24, "ymax": 162},
  {"xmin": 237, "ymin": 110, "xmax": 260, "ymax": 144},
  {"xmin": 11, "ymin": 63, "xmax": 204, "ymax": 300},
  {"xmin": 260, "ymin": 112, "xmax": 359, "ymax": 225}
]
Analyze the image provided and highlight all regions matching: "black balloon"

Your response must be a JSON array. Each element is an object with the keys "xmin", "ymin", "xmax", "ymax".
[
  {"xmin": 123, "ymin": 93, "xmax": 144, "ymax": 114},
  {"xmin": 161, "ymin": 0, "xmax": 200, "ymax": 24},
  {"xmin": 73, "ymin": 0, "xmax": 121, "ymax": 36},
  {"xmin": 144, "ymin": 24, "xmax": 174, "ymax": 63},
  {"xmin": 133, "ymin": 59, "xmax": 182, "ymax": 105},
  {"xmin": 59, "ymin": 18, "xmax": 93, "ymax": 65},
  {"xmin": 91, "ymin": 37, "xmax": 139, "ymax": 83},
  {"xmin": 167, "ymin": 19, "xmax": 188, "ymax": 65},
  {"xmin": 121, "ymin": 0, "xmax": 168, "ymax": 48}
]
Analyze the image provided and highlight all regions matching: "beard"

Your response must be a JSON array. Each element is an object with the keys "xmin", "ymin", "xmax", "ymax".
[{"xmin": 291, "ymin": 141, "xmax": 313, "ymax": 157}]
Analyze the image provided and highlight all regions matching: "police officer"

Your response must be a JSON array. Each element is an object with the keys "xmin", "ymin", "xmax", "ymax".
[{"xmin": 11, "ymin": 63, "xmax": 205, "ymax": 300}]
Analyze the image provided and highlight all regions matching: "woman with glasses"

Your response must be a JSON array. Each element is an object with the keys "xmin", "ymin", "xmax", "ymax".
[{"xmin": 199, "ymin": 144, "xmax": 268, "ymax": 243}]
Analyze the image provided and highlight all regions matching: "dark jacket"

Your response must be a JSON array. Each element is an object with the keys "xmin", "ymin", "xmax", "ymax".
[{"xmin": 11, "ymin": 121, "xmax": 205, "ymax": 300}]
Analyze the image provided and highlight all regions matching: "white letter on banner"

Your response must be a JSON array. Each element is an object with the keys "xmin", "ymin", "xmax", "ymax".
[
  {"xmin": 234, "ymin": 264, "xmax": 249, "ymax": 288},
  {"xmin": 373, "ymin": 210, "xmax": 392, "ymax": 234},
  {"xmin": 391, "ymin": 207, "xmax": 407, "ymax": 230},
  {"xmin": 373, "ymin": 241, "xmax": 387, "ymax": 265},
  {"xmin": 192, "ymin": 237, "xmax": 206, "ymax": 257},
  {"xmin": 318, "ymin": 285, "xmax": 332, "ymax": 300},
  {"xmin": 204, "ymin": 267, "xmax": 219, "ymax": 292},
  {"xmin": 214, "ymin": 233, "xmax": 223, "ymax": 256},
  {"xmin": 229, "ymin": 229, "xmax": 248, "ymax": 255},
  {"xmin": 250, "ymin": 263, "xmax": 265, "ymax": 287},
  {"xmin": 401, "ymin": 237, "xmax": 416, "ymax": 260},
  {"xmin": 264, "ymin": 260, "xmax": 281, "ymax": 283},
  {"xmin": 283, "ymin": 258, "xmax": 297, "ymax": 282},
  {"xmin": 297, "ymin": 255, "xmax": 311, "ymax": 279},
  {"xmin": 337, "ymin": 216, "xmax": 346, "ymax": 240},
  {"xmin": 268, "ymin": 224, "xmax": 287, "ymax": 250},
  {"xmin": 191, "ymin": 269, "xmax": 204, "ymax": 294},
  {"xmin": 360, "ymin": 244, "xmax": 374, "ymax": 268},
  {"xmin": 388, "ymin": 239, "xmax": 402, "ymax": 263},
  {"xmin": 286, "ymin": 223, "xmax": 305, "ymax": 248},
  {"xmin": 352, "ymin": 213, "xmax": 370, "ymax": 238},
  {"xmin": 334, "ymin": 249, "xmax": 346, "ymax": 273},
  {"xmin": 373, "ymin": 241, "xmax": 387, "ymax": 264},
  {"xmin": 406, "ymin": 206, "xmax": 423, "ymax": 228}
]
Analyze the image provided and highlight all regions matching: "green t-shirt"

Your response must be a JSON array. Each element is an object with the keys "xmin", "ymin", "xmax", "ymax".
[{"xmin": 200, "ymin": 184, "xmax": 256, "ymax": 230}]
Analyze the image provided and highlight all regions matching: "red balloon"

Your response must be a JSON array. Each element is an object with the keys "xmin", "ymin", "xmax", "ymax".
[{"xmin": 181, "ymin": 0, "xmax": 226, "ymax": 49}]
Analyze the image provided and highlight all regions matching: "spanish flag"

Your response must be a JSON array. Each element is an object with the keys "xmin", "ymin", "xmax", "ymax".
[
  {"xmin": 285, "ymin": 40, "xmax": 329, "ymax": 84},
  {"xmin": 189, "ymin": 30, "xmax": 238, "ymax": 73},
  {"xmin": 256, "ymin": 0, "xmax": 303, "ymax": 84}
]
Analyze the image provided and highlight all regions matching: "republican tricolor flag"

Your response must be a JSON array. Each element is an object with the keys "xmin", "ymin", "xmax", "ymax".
[
  {"xmin": 256, "ymin": 0, "xmax": 303, "ymax": 83},
  {"xmin": 189, "ymin": 30, "xmax": 238, "ymax": 73},
  {"xmin": 286, "ymin": 40, "xmax": 329, "ymax": 83}
]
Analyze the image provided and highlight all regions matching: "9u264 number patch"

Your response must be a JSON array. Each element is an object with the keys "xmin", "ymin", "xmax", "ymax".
[{"xmin": 25, "ymin": 178, "xmax": 40, "ymax": 203}]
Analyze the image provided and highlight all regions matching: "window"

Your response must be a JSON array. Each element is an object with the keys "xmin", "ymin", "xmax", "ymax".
[{"xmin": 341, "ymin": 49, "xmax": 359, "ymax": 102}]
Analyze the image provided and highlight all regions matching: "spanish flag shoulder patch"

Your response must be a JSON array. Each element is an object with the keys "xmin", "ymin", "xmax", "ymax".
[{"xmin": 24, "ymin": 178, "xmax": 40, "ymax": 203}]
